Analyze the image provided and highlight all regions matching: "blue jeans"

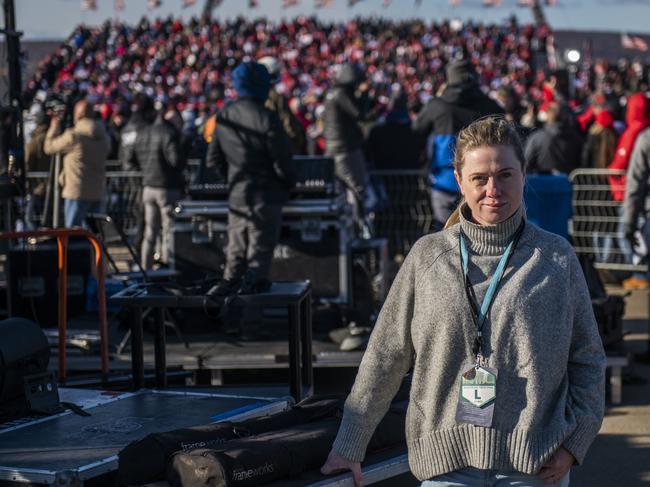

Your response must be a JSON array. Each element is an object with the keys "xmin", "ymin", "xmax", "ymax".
[
  {"xmin": 593, "ymin": 206, "xmax": 632, "ymax": 265},
  {"xmin": 421, "ymin": 467, "xmax": 570, "ymax": 487},
  {"xmin": 64, "ymin": 198, "xmax": 104, "ymax": 228},
  {"xmin": 430, "ymin": 188, "xmax": 459, "ymax": 231},
  {"xmin": 24, "ymin": 194, "xmax": 44, "ymax": 230}
]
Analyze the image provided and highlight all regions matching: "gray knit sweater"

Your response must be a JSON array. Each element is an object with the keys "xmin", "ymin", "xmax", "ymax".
[{"xmin": 332, "ymin": 205, "xmax": 606, "ymax": 481}]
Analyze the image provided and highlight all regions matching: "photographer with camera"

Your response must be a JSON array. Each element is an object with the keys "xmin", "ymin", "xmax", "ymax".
[{"xmin": 44, "ymin": 100, "xmax": 110, "ymax": 228}]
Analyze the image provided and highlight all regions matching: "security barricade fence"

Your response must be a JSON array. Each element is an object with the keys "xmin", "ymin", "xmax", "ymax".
[
  {"xmin": 16, "ymin": 166, "xmax": 650, "ymax": 274},
  {"xmin": 21, "ymin": 159, "xmax": 203, "ymax": 236},
  {"xmin": 569, "ymin": 168, "xmax": 647, "ymax": 273},
  {"xmin": 20, "ymin": 164, "xmax": 435, "ymax": 262},
  {"xmin": 368, "ymin": 169, "xmax": 434, "ymax": 258}
]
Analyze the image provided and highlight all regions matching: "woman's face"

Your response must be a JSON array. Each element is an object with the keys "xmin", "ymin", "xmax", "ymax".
[{"xmin": 454, "ymin": 145, "xmax": 525, "ymax": 226}]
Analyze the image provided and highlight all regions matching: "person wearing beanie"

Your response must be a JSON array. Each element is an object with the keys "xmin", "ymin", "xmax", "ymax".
[
  {"xmin": 258, "ymin": 56, "xmax": 306, "ymax": 154},
  {"xmin": 323, "ymin": 63, "xmax": 375, "ymax": 231},
  {"xmin": 413, "ymin": 58, "xmax": 503, "ymax": 230},
  {"xmin": 205, "ymin": 61, "xmax": 296, "ymax": 295},
  {"xmin": 322, "ymin": 117, "xmax": 605, "ymax": 487}
]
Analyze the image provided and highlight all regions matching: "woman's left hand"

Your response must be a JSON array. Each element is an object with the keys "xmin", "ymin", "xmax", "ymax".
[{"xmin": 538, "ymin": 446, "xmax": 575, "ymax": 485}]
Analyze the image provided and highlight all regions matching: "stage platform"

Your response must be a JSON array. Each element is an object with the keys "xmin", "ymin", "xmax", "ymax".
[
  {"xmin": 0, "ymin": 388, "xmax": 292, "ymax": 486},
  {"xmin": 56, "ymin": 333, "xmax": 363, "ymax": 373},
  {"xmin": 49, "ymin": 305, "xmax": 365, "ymax": 385}
]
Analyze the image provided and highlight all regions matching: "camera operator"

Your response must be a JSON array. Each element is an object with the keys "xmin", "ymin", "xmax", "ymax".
[{"xmin": 44, "ymin": 100, "xmax": 111, "ymax": 228}]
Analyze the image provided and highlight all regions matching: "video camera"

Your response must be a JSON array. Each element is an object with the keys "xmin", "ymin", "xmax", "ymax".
[
  {"xmin": 44, "ymin": 93, "xmax": 75, "ymax": 128},
  {"xmin": 44, "ymin": 96, "xmax": 67, "ymax": 116}
]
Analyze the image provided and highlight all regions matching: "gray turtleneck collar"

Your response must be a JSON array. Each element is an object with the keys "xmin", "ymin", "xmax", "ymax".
[{"xmin": 459, "ymin": 204, "xmax": 525, "ymax": 256}]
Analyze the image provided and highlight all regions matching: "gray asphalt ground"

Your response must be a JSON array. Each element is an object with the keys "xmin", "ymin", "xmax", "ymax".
[{"xmin": 571, "ymin": 288, "xmax": 650, "ymax": 487}]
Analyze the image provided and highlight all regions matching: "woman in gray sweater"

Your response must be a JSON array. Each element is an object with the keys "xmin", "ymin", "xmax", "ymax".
[{"xmin": 321, "ymin": 116, "xmax": 605, "ymax": 486}]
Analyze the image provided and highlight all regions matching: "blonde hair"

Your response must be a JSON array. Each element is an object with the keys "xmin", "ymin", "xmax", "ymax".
[{"xmin": 444, "ymin": 116, "xmax": 526, "ymax": 229}]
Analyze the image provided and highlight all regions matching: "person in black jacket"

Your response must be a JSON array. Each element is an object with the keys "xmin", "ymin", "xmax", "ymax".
[
  {"xmin": 120, "ymin": 94, "xmax": 157, "ymax": 260},
  {"xmin": 123, "ymin": 96, "xmax": 185, "ymax": 270},
  {"xmin": 206, "ymin": 61, "xmax": 295, "ymax": 293},
  {"xmin": 323, "ymin": 64, "xmax": 372, "ymax": 226},
  {"xmin": 412, "ymin": 59, "xmax": 503, "ymax": 229},
  {"xmin": 525, "ymin": 102, "xmax": 584, "ymax": 174},
  {"xmin": 365, "ymin": 89, "xmax": 426, "ymax": 171}
]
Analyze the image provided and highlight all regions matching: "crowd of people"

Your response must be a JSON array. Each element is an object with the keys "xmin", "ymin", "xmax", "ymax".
[
  {"xmin": 22, "ymin": 15, "xmax": 548, "ymax": 151},
  {"xmin": 19, "ymin": 15, "xmax": 644, "ymax": 159},
  {"xmin": 14, "ymin": 15, "xmax": 650, "ymax": 285},
  {"xmin": 18, "ymin": 16, "xmax": 649, "ymax": 164}
]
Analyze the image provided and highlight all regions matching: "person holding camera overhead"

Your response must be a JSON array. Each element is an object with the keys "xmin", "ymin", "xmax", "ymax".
[{"xmin": 44, "ymin": 99, "xmax": 110, "ymax": 228}]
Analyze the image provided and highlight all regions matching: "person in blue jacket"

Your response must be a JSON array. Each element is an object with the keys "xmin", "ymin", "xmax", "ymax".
[{"xmin": 412, "ymin": 59, "xmax": 503, "ymax": 229}]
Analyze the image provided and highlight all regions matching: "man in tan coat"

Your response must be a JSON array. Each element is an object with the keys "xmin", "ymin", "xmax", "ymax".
[{"xmin": 44, "ymin": 100, "xmax": 110, "ymax": 227}]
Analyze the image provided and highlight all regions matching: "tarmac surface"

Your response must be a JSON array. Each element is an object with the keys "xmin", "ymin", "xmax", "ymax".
[{"xmin": 571, "ymin": 288, "xmax": 650, "ymax": 487}]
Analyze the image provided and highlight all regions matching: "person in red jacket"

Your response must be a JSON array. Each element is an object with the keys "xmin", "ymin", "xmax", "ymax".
[
  {"xmin": 608, "ymin": 93, "xmax": 650, "ymax": 201},
  {"xmin": 607, "ymin": 92, "xmax": 650, "ymax": 289}
]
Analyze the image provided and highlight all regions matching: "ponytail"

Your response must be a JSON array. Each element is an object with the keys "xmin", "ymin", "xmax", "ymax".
[{"xmin": 443, "ymin": 198, "xmax": 464, "ymax": 230}]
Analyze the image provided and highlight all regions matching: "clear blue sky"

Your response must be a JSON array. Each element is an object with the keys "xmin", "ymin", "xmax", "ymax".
[{"xmin": 13, "ymin": 0, "xmax": 650, "ymax": 40}]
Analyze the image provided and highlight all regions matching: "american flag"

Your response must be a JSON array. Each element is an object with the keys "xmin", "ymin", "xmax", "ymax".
[
  {"xmin": 621, "ymin": 34, "xmax": 636, "ymax": 50},
  {"xmin": 633, "ymin": 36, "xmax": 649, "ymax": 51},
  {"xmin": 182, "ymin": 0, "xmax": 197, "ymax": 7},
  {"xmin": 315, "ymin": 0, "xmax": 334, "ymax": 8},
  {"xmin": 81, "ymin": 0, "xmax": 97, "ymax": 11}
]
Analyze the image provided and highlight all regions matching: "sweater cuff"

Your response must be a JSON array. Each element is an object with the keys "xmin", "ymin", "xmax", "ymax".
[
  {"xmin": 332, "ymin": 414, "xmax": 375, "ymax": 463},
  {"xmin": 563, "ymin": 417, "xmax": 602, "ymax": 465}
]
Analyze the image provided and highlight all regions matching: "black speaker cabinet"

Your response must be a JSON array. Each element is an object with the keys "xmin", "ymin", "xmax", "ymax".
[
  {"xmin": 269, "ymin": 219, "xmax": 351, "ymax": 302},
  {"xmin": 170, "ymin": 220, "xmax": 227, "ymax": 280},
  {"xmin": 171, "ymin": 216, "xmax": 353, "ymax": 303},
  {"xmin": 5, "ymin": 240, "xmax": 92, "ymax": 326}
]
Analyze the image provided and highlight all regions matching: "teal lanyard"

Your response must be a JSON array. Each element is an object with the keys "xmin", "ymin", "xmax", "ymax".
[{"xmin": 459, "ymin": 221, "xmax": 525, "ymax": 358}]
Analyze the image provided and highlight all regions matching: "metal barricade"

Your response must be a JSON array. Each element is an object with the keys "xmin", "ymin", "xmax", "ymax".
[
  {"xmin": 569, "ymin": 168, "xmax": 647, "ymax": 272},
  {"xmin": 369, "ymin": 169, "xmax": 434, "ymax": 258},
  {"xmin": 25, "ymin": 164, "xmax": 434, "ymax": 261},
  {"xmin": 105, "ymin": 169, "xmax": 142, "ymax": 235},
  {"xmin": 24, "ymin": 159, "xmax": 202, "ymax": 236},
  {"xmin": 24, "ymin": 170, "xmax": 48, "ymax": 227}
]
